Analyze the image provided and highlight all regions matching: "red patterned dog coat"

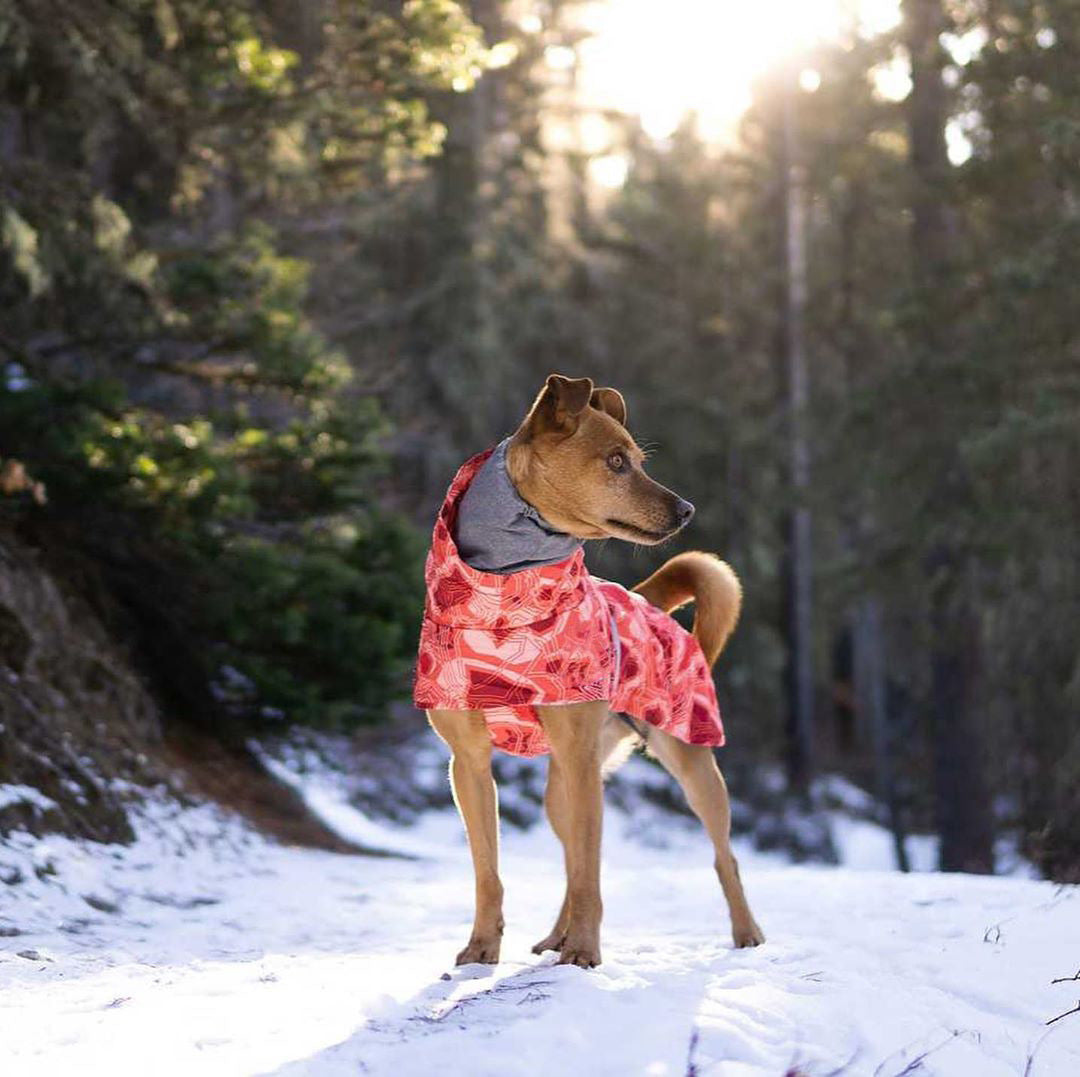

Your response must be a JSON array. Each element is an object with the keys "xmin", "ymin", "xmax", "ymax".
[{"xmin": 413, "ymin": 448, "xmax": 725, "ymax": 756}]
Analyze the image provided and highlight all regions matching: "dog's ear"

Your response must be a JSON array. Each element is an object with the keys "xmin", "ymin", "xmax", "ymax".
[
  {"xmin": 590, "ymin": 387, "xmax": 627, "ymax": 427},
  {"xmin": 521, "ymin": 374, "xmax": 594, "ymax": 437}
]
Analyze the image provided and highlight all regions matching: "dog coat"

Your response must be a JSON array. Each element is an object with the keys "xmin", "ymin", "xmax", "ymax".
[{"xmin": 413, "ymin": 447, "xmax": 726, "ymax": 756}]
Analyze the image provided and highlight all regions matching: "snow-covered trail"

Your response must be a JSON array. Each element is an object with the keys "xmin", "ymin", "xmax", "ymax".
[{"xmin": 2, "ymin": 795, "xmax": 1078, "ymax": 1076}]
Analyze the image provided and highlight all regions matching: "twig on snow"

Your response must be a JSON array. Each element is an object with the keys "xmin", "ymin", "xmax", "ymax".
[
  {"xmin": 781, "ymin": 1043, "xmax": 860, "ymax": 1076},
  {"xmin": 1046, "ymin": 1000, "xmax": 1080, "ymax": 1027},
  {"xmin": 1025, "ymin": 1023, "xmax": 1062, "ymax": 1075},
  {"xmin": 819, "ymin": 1047, "xmax": 862, "ymax": 1076},
  {"xmin": 873, "ymin": 1030, "xmax": 962, "ymax": 1077},
  {"xmin": 684, "ymin": 1026, "xmax": 700, "ymax": 1077}
]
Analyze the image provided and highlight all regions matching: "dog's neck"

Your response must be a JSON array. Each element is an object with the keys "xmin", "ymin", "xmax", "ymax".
[{"xmin": 454, "ymin": 439, "xmax": 582, "ymax": 575}]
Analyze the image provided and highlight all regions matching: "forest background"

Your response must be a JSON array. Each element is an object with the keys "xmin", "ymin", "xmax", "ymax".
[{"xmin": 1, "ymin": 0, "xmax": 1077, "ymax": 882}]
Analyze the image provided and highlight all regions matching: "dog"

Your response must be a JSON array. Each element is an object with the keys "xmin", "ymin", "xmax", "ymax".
[{"xmin": 416, "ymin": 374, "xmax": 763, "ymax": 968}]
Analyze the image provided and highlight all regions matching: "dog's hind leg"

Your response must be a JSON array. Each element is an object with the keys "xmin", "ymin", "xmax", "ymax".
[
  {"xmin": 645, "ymin": 729, "xmax": 765, "ymax": 948},
  {"xmin": 428, "ymin": 709, "xmax": 504, "ymax": 965},
  {"xmin": 533, "ymin": 715, "xmax": 635, "ymax": 955},
  {"xmin": 531, "ymin": 754, "xmax": 572, "ymax": 954}
]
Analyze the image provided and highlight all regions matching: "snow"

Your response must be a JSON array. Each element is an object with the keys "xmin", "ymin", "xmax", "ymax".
[
  {"xmin": 0, "ymin": 784, "xmax": 58, "ymax": 814},
  {"xmin": 825, "ymin": 811, "xmax": 937, "ymax": 873},
  {"xmin": 255, "ymin": 751, "xmax": 441, "ymax": 859},
  {"xmin": 2, "ymin": 759, "xmax": 1079, "ymax": 1076}
]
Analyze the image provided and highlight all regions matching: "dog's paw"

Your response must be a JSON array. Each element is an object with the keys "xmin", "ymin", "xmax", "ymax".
[
  {"xmin": 455, "ymin": 937, "xmax": 501, "ymax": 965},
  {"xmin": 531, "ymin": 930, "xmax": 566, "ymax": 955},
  {"xmin": 557, "ymin": 937, "xmax": 601, "ymax": 969},
  {"xmin": 732, "ymin": 920, "xmax": 765, "ymax": 948}
]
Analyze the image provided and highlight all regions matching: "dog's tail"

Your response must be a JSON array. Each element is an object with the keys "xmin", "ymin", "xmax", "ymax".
[{"xmin": 632, "ymin": 552, "xmax": 742, "ymax": 668}]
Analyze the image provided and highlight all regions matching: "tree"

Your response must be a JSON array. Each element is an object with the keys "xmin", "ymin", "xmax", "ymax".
[
  {"xmin": 0, "ymin": 0, "xmax": 482, "ymax": 731},
  {"xmin": 901, "ymin": 0, "xmax": 994, "ymax": 873},
  {"xmin": 780, "ymin": 68, "xmax": 816, "ymax": 797}
]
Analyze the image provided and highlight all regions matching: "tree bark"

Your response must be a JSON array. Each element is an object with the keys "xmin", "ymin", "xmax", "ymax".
[
  {"xmin": 781, "ymin": 77, "xmax": 815, "ymax": 796},
  {"xmin": 853, "ymin": 597, "xmax": 910, "ymax": 871},
  {"xmin": 902, "ymin": 0, "xmax": 994, "ymax": 873}
]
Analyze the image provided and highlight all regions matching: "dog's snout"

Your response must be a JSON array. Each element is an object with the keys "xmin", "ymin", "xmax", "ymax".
[{"xmin": 675, "ymin": 498, "xmax": 695, "ymax": 526}]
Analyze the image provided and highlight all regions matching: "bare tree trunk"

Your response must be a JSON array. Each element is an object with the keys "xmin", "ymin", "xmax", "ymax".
[
  {"xmin": 902, "ymin": 0, "xmax": 994, "ymax": 873},
  {"xmin": 926, "ymin": 550, "xmax": 994, "ymax": 872},
  {"xmin": 853, "ymin": 597, "xmax": 910, "ymax": 871},
  {"xmin": 832, "ymin": 171, "xmax": 907, "ymax": 863},
  {"xmin": 781, "ymin": 79, "xmax": 815, "ymax": 796}
]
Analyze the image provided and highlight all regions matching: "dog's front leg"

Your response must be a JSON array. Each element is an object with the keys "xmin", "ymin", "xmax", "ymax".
[
  {"xmin": 428, "ymin": 709, "xmax": 504, "ymax": 965},
  {"xmin": 536, "ymin": 701, "xmax": 607, "ymax": 968}
]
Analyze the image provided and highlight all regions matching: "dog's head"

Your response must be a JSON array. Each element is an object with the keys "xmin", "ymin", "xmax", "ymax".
[{"xmin": 505, "ymin": 374, "xmax": 694, "ymax": 544}]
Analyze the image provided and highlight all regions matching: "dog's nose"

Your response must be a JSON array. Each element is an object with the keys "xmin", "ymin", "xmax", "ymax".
[{"xmin": 675, "ymin": 498, "xmax": 695, "ymax": 526}]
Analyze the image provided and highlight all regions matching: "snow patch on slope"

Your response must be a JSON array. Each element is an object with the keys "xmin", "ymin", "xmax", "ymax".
[
  {"xmin": 2, "ymin": 748, "xmax": 1076, "ymax": 1075},
  {"xmin": 0, "ymin": 784, "xmax": 57, "ymax": 814}
]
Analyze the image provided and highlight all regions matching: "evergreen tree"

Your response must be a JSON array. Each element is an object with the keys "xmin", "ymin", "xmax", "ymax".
[{"xmin": 0, "ymin": 0, "xmax": 482, "ymax": 730}]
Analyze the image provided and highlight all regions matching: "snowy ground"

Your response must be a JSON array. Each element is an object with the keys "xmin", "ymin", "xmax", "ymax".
[{"xmin": 2, "ymin": 759, "xmax": 1079, "ymax": 1076}]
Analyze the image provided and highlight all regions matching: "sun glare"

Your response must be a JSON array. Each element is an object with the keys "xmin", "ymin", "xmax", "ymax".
[{"xmin": 572, "ymin": 0, "xmax": 902, "ymax": 143}]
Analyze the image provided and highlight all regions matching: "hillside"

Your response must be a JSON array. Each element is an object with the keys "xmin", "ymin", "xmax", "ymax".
[{"xmin": 2, "ymin": 756, "xmax": 1078, "ymax": 1076}]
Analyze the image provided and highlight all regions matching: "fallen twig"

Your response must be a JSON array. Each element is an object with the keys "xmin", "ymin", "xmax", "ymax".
[
  {"xmin": 874, "ymin": 1031, "xmax": 962, "ymax": 1076},
  {"xmin": 1046, "ymin": 1000, "xmax": 1080, "ymax": 1026},
  {"xmin": 685, "ymin": 1026, "xmax": 700, "ymax": 1077}
]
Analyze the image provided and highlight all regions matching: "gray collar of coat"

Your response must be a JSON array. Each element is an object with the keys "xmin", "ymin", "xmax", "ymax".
[{"xmin": 453, "ymin": 438, "xmax": 583, "ymax": 575}]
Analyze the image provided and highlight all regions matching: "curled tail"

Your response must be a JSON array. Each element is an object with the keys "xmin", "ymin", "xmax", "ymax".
[{"xmin": 632, "ymin": 551, "xmax": 742, "ymax": 667}]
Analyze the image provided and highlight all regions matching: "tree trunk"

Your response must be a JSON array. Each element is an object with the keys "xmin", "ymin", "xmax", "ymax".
[
  {"xmin": 853, "ymin": 597, "xmax": 910, "ymax": 871},
  {"xmin": 781, "ymin": 78, "xmax": 815, "ymax": 796},
  {"xmin": 902, "ymin": 0, "xmax": 994, "ymax": 873}
]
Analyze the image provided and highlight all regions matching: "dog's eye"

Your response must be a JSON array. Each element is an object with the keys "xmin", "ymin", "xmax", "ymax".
[{"xmin": 607, "ymin": 451, "xmax": 627, "ymax": 473}]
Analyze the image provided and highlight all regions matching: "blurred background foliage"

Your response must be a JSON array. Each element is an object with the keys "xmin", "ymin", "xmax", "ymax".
[{"xmin": 1, "ymin": 0, "xmax": 1078, "ymax": 880}]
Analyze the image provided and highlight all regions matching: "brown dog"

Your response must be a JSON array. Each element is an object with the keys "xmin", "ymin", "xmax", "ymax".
[{"xmin": 426, "ymin": 374, "xmax": 763, "ymax": 968}]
